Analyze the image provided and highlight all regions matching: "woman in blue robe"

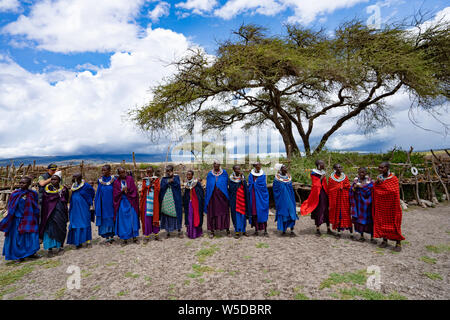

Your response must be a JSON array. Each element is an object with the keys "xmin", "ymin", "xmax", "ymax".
[
  {"xmin": 113, "ymin": 167, "xmax": 140, "ymax": 245},
  {"xmin": 248, "ymin": 162, "xmax": 270, "ymax": 236},
  {"xmin": 95, "ymin": 165, "xmax": 116, "ymax": 245},
  {"xmin": 228, "ymin": 164, "xmax": 251, "ymax": 239},
  {"xmin": 205, "ymin": 160, "xmax": 230, "ymax": 238},
  {"xmin": 273, "ymin": 164, "xmax": 299, "ymax": 236},
  {"xmin": 0, "ymin": 177, "xmax": 40, "ymax": 261},
  {"xmin": 67, "ymin": 173, "xmax": 95, "ymax": 248},
  {"xmin": 159, "ymin": 165, "xmax": 183, "ymax": 238}
]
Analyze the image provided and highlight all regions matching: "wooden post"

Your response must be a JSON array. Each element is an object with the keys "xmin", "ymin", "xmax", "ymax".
[
  {"xmin": 132, "ymin": 152, "xmax": 137, "ymax": 177},
  {"xmin": 427, "ymin": 167, "xmax": 438, "ymax": 204},
  {"xmin": 407, "ymin": 147, "xmax": 423, "ymax": 207},
  {"xmin": 432, "ymin": 159, "xmax": 449, "ymax": 202},
  {"xmin": 80, "ymin": 160, "xmax": 84, "ymax": 177}
]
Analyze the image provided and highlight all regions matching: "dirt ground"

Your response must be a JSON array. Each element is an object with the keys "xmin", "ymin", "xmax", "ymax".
[{"xmin": 0, "ymin": 204, "xmax": 449, "ymax": 300}]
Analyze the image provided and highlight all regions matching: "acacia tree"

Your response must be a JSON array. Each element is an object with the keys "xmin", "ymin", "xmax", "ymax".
[{"xmin": 132, "ymin": 17, "xmax": 449, "ymax": 157}]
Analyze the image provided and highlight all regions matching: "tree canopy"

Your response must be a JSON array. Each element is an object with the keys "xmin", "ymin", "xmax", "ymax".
[{"xmin": 131, "ymin": 15, "xmax": 449, "ymax": 157}]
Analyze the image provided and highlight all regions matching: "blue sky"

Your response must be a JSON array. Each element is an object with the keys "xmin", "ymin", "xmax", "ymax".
[{"xmin": 0, "ymin": 0, "xmax": 449, "ymax": 159}]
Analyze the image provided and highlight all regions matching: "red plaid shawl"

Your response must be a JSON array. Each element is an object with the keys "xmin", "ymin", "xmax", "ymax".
[
  {"xmin": 328, "ymin": 174, "xmax": 352, "ymax": 230},
  {"xmin": 373, "ymin": 174, "xmax": 405, "ymax": 241}
]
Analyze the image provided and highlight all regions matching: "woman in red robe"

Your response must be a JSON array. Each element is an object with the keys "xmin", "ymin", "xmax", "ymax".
[
  {"xmin": 373, "ymin": 162, "xmax": 405, "ymax": 252},
  {"xmin": 327, "ymin": 164, "xmax": 354, "ymax": 239},
  {"xmin": 300, "ymin": 160, "xmax": 333, "ymax": 236}
]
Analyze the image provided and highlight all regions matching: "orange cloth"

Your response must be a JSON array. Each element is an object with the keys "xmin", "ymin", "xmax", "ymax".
[
  {"xmin": 300, "ymin": 173, "xmax": 328, "ymax": 216},
  {"xmin": 139, "ymin": 178, "xmax": 160, "ymax": 228}
]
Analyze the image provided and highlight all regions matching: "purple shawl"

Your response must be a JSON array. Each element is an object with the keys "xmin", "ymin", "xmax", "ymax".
[
  {"xmin": 39, "ymin": 186, "xmax": 69, "ymax": 238},
  {"xmin": 113, "ymin": 176, "xmax": 139, "ymax": 221}
]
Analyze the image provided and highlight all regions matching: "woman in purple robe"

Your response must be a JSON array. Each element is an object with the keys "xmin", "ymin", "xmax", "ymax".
[
  {"xmin": 205, "ymin": 160, "xmax": 230, "ymax": 238},
  {"xmin": 113, "ymin": 167, "xmax": 140, "ymax": 245},
  {"xmin": 39, "ymin": 172, "xmax": 69, "ymax": 257}
]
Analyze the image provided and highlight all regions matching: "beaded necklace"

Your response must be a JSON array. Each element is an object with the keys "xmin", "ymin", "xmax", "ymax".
[
  {"xmin": 211, "ymin": 168, "xmax": 223, "ymax": 177},
  {"xmin": 377, "ymin": 172, "xmax": 394, "ymax": 182},
  {"xmin": 45, "ymin": 184, "xmax": 64, "ymax": 196},
  {"xmin": 185, "ymin": 178, "xmax": 198, "ymax": 189},
  {"xmin": 229, "ymin": 172, "xmax": 244, "ymax": 183},
  {"xmin": 250, "ymin": 168, "xmax": 264, "ymax": 177},
  {"xmin": 330, "ymin": 172, "xmax": 346, "ymax": 182},
  {"xmin": 99, "ymin": 176, "xmax": 115, "ymax": 186},
  {"xmin": 71, "ymin": 180, "xmax": 85, "ymax": 191},
  {"xmin": 275, "ymin": 172, "xmax": 292, "ymax": 183}
]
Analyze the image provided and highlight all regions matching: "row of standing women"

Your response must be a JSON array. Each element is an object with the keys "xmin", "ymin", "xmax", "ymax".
[{"xmin": 0, "ymin": 159, "xmax": 405, "ymax": 261}]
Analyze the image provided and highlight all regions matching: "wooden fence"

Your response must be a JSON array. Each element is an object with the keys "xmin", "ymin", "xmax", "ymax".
[{"xmin": 1, "ymin": 149, "xmax": 449, "ymax": 212}]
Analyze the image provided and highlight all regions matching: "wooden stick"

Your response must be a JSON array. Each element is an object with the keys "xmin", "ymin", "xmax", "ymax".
[
  {"xmin": 445, "ymin": 149, "xmax": 450, "ymax": 158},
  {"xmin": 432, "ymin": 159, "xmax": 449, "ymax": 202},
  {"xmin": 430, "ymin": 149, "xmax": 441, "ymax": 164}
]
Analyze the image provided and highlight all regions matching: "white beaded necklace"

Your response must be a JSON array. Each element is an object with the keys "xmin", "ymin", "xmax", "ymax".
[
  {"xmin": 99, "ymin": 176, "xmax": 115, "ymax": 186},
  {"xmin": 330, "ymin": 171, "xmax": 346, "ymax": 182}
]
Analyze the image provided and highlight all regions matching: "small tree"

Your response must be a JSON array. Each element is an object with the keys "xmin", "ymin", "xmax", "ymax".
[{"xmin": 131, "ymin": 15, "xmax": 449, "ymax": 157}]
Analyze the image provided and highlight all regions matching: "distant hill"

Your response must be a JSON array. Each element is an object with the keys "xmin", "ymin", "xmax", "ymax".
[{"xmin": 0, "ymin": 153, "xmax": 168, "ymax": 166}]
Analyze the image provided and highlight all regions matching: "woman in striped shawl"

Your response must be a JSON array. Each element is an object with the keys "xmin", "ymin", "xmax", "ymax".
[
  {"xmin": 349, "ymin": 167, "xmax": 376, "ymax": 243},
  {"xmin": 139, "ymin": 167, "xmax": 161, "ymax": 242}
]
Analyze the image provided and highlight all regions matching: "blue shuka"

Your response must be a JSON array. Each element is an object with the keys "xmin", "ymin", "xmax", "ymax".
[
  {"xmin": 67, "ymin": 182, "xmax": 95, "ymax": 246},
  {"xmin": 273, "ymin": 174, "xmax": 298, "ymax": 232},
  {"xmin": 94, "ymin": 176, "xmax": 115, "ymax": 238},
  {"xmin": 248, "ymin": 172, "xmax": 269, "ymax": 223},
  {"xmin": 205, "ymin": 169, "xmax": 229, "ymax": 214}
]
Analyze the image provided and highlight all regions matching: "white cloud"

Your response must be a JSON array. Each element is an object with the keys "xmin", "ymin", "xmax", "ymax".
[
  {"xmin": 0, "ymin": 0, "xmax": 20, "ymax": 12},
  {"xmin": 149, "ymin": 1, "xmax": 170, "ymax": 22},
  {"xmin": 2, "ymin": 0, "xmax": 149, "ymax": 53},
  {"xmin": 175, "ymin": 0, "xmax": 218, "ymax": 15},
  {"xmin": 178, "ymin": 0, "xmax": 369, "ymax": 24},
  {"xmin": 0, "ymin": 27, "xmax": 191, "ymax": 158},
  {"xmin": 214, "ymin": 0, "xmax": 284, "ymax": 19}
]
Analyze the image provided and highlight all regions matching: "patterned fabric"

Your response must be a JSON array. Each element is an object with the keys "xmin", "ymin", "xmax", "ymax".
[
  {"xmin": 161, "ymin": 187, "xmax": 177, "ymax": 217},
  {"xmin": 146, "ymin": 182, "xmax": 154, "ymax": 217},
  {"xmin": 0, "ymin": 189, "xmax": 39, "ymax": 235},
  {"xmin": 328, "ymin": 174, "xmax": 352, "ymax": 230},
  {"xmin": 373, "ymin": 174, "xmax": 405, "ymax": 241},
  {"xmin": 235, "ymin": 185, "xmax": 246, "ymax": 215},
  {"xmin": 139, "ymin": 177, "xmax": 160, "ymax": 228},
  {"xmin": 349, "ymin": 178, "xmax": 373, "ymax": 226}
]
